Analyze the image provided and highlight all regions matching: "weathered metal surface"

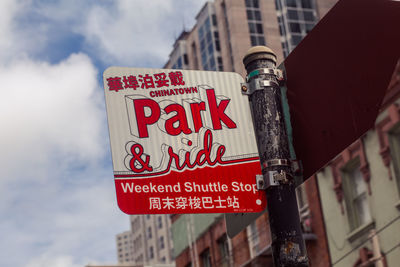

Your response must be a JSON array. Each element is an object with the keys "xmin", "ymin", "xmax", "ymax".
[{"xmin": 243, "ymin": 47, "xmax": 309, "ymax": 266}]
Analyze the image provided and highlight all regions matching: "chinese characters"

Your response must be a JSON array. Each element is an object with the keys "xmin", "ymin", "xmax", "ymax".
[{"xmin": 107, "ymin": 71, "xmax": 185, "ymax": 92}]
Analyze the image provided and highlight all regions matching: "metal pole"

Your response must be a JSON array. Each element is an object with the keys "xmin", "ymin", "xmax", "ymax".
[{"xmin": 242, "ymin": 46, "xmax": 309, "ymax": 267}]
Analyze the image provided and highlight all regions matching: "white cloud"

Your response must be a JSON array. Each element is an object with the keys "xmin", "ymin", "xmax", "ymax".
[
  {"xmin": 0, "ymin": 53, "xmax": 104, "ymax": 180},
  {"xmin": 0, "ymin": 52, "xmax": 128, "ymax": 267},
  {"xmin": 81, "ymin": 0, "xmax": 207, "ymax": 67}
]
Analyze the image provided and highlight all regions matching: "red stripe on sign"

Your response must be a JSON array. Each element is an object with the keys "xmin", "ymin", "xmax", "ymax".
[{"xmin": 115, "ymin": 161, "xmax": 266, "ymax": 214}]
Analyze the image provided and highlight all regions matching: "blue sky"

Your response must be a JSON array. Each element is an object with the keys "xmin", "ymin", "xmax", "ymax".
[{"xmin": 0, "ymin": 1, "xmax": 206, "ymax": 266}]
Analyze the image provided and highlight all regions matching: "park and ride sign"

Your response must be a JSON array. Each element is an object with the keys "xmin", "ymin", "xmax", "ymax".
[{"xmin": 103, "ymin": 67, "xmax": 266, "ymax": 214}]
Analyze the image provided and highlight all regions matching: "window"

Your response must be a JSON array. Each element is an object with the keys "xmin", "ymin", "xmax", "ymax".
[
  {"xmin": 296, "ymin": 184, "xmax": 309, "ymax": 211},
  {"xmin": 200, "ymin": 249, "xmax": 212, "ymax": 267},
  {"xmin": 291, "ymin": 34, "xmax": 303, "ymax": 46},
  {"xmin": 217, "ymin": 234, "xmax": 230, "ymax": 267},
  {"xmin": 389, "ymin": 125, "xmax": 400, "ymax": 197},
  {"xmin": 286, "ymin": 0, "xmax": 297, "ymax": 7},
  {"xmin": 158, "ymin": 216, "xmax": 163, "ymax": 228},
  {"xmin": 287, "ymin": 9, "xmax": 299, "ymax": 20},
  {"xmin": 247, "ymin": 221, "xmax": 260, "ymax": 253},
  {"xmin": 212, "ymin": 14, "xmax": 217, "ymax": 26},
  {"xmin": 191, "ymin": 42, "xmax": 199, "ymax": 69},
  {"xmin": 303, "ymin": 11, "xmax": 315, "ymax": 21},
  {"xmin": 149, "ymin": 246, "xmax": 154, "ymax": 259},
  {"xmin": 289, "ymin": 22, "xmax": 301, "ymax": 33},
  {"xmin": 148, "ymin": 227, "xmax": 152, "ymax": 239},
  {"xmin": 301, "ymin": 0, "xmax": 312, "ymax": 8},
  {"xmin": 135, "ymin": 254, "xmax": 143, "ymax": 263},
  {"xmin": 159, "ymin": 236, "xmax": 165, "ymax": 249},
  {"xmin": 198, "ymin": 12, "xmax": 219, "ymax": 71},
  {"xmin": 276, "ymin": 0, "xmax": 318, "ymax": 56},
  {"xmin": 343, "ymin": 161, "xmax": 372, "ymax": 230},
  {"xmin": 246, "ymin": 0, "xmax": 265, "ymax": 46}
]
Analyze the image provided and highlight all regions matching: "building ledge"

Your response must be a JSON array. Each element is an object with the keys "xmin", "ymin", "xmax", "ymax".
[{"xmin": 346, "ymin": 220, "xmax": 375, "ymax": 243}]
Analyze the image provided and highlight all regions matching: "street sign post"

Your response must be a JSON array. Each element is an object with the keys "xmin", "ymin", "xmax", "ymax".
[{"xmin": 103, "ymin": 67, "xmax": 266, "ymax": 214}]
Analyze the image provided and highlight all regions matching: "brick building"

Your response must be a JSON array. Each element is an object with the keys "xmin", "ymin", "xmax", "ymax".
[
  {"xmin": 164, "ymin": 0, "xmax": 337, "ymax": 266},
  {"xmin": 316, "ymin": 64, "xmax": 400, "ymax": 266}
]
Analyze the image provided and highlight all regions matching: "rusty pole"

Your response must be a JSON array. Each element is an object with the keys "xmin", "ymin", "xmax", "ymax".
[{"xmin": 242, "ymin": 46, "xmax": 309, "ymax": 266}]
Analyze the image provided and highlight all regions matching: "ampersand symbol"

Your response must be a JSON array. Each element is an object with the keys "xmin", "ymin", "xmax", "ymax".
[{"xmin": 129, "ymin": 143, "xmax": 153, "ymax": 173}]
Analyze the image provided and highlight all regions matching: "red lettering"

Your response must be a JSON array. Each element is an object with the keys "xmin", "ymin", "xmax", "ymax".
[
  {"xmin": 206, "ymin": 89, "xmax": 237, "ymax": 130},
  {"xmin": 133, "ymin": 99, "xmax": 161, "ymax": 138},
  {"xmin": 190, "ymin": 102, "xmax": 206, "ymax": 132},
  {"xmin": 164, "ymin": 104, "xmax": 192, "ymax": 136},
  {"xmin": 107, "ymin": 77, "xmax": 124, "ymax": 92},
  {"xmin": 167, "ymin": 129, "xmax": 225, "ymax": 170}
]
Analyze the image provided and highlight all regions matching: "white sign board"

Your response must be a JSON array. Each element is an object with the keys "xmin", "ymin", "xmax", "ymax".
[{"xmin": 103, "ymin": 67, "xmax": 266, "ymax": 214}]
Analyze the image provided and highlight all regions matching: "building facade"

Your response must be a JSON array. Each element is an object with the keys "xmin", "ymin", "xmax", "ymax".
[
  {"xmin": 116, "ymin": 231, "xmax": 135, "ymax": 264},
  {"xmin": 316, "ymin": 65, "xmax": 400, "ymax": 267},
  {"xmin": 164, "ymin": 0, "xmax": 338, "ymax": 266},
  {"xmin": 116, "ymin": 215, "xmax": 174, "ymax": 266}
]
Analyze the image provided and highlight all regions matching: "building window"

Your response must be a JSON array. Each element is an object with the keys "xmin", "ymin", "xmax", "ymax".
[
  {"xmin": 149, "ymin": 246, "xmax": 154, "ymax": 259},
  {"xmin": 159, "ymin": 236, "xmax": 165, "ymax": 249},
  {"xmin": 245, "ymin": 0, "xmax": 265, "ymax": 46},
  {"xmin": 343, "ymin": 160, "xmax": 372, "ymax": 230},
  {"xmin": 247, "ymin": 221, "xmax": 260, "ymax": 253},
  {"xmin": 221, "ymin": 2, "xmax": 234, "ymax": 71},
  {"xmin": 135, "ymin": 254, "xmax": 143, "ymax": 263},
  {"xmin": 200, "ymin": 249, "xmax": 212, "ymax": 267},
  {"xmin": 158, "ymin": 216, "xmax": 163, "ymax": 228},
  {"xmin": 296, "ymin": 184, "xmax": 310, "ymax": 233},
  {"xmin": 388, "ymin": 124, "xmax": 400, "ymax": 197},
  {"xmin": 198, "ymin": 10, "xmax": 220, "ymax": 71},
  {"xmin": 217, "ymin": 234, "xmax": 230, "ymax": 267},
  {"xmin": 148, "ymin": 227, "xmax": 152, "ymax": 239},
  {"xmin": 275, "ymin": 0, "xmax": 318, "ymax": 56},
  {"xmin": 191, "ymin": 42, "xmax": 199, "ymax": 69}
]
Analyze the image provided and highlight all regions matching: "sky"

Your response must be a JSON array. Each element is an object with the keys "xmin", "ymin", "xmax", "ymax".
[{"xmin": 0, "ymin": 1, "xmax": 207, "ymax": 266}]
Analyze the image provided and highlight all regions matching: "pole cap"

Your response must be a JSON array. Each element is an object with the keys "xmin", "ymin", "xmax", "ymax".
[{"xmin": 243, "ymin": 46, "xmax": 277, "ymax": 68}]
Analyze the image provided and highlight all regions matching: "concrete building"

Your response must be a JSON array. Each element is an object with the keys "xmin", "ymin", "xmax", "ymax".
[
  {"xmin": 117, "ymin": 215, "xmax": 174, "ymax": 266},
  {"xmin": 116, "ymin": 231, "xmax": 135, "ymax": 264},
  {"xmin": 129, "ymin": 215, "xmax": 174, "ymax": 265},
  {"xmin": 164, "ymin": 0, "xmax": 338, "ymax": 266},
  {"xmin": 316, "ymin": 66, "xmax": 400, "ymax": 266}
]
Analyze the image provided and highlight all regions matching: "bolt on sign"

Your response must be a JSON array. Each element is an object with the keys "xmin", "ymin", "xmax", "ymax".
[{"xmin": 103, "ymin": 67, "xmax": 266, "ymax": 214}]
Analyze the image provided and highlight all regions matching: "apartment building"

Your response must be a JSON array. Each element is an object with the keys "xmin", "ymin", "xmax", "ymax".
[
  {"xmin": 316, "ymin": 65, "xmax": 400, "ymax": 266},
  {"xmin": 116, "ymin": 231, "xmax": 135, "ymax": 264},
  {"xmin": 116, "ymin": 215, "xmax": 174, "ymax": 266}
]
